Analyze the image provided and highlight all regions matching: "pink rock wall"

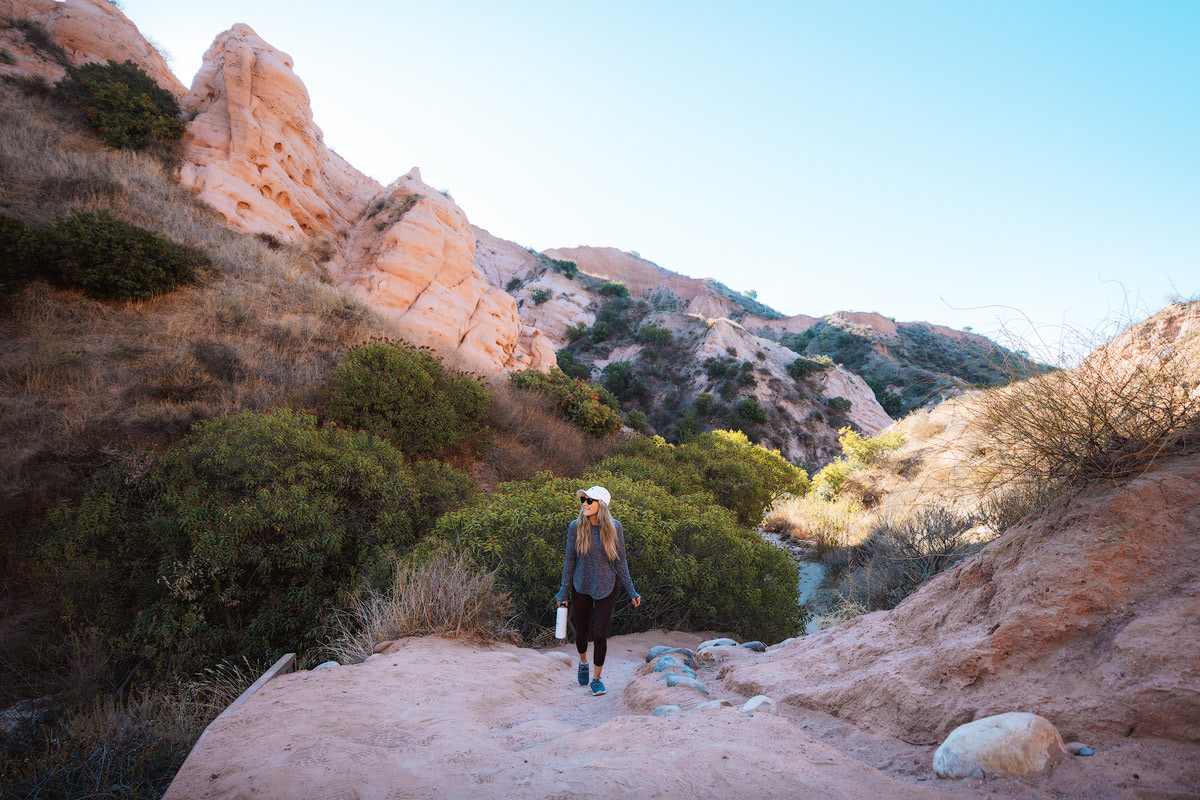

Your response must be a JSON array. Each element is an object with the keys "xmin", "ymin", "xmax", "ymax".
[{"xmin": 0, "ymin": 0, "xmax": 183, "ymax": 95}]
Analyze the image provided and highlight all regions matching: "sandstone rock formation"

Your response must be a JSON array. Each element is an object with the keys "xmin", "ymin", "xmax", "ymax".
[
  {"xmin": 328, "ymin": 170, "xmax": 555, "ymax": 373},
  {"xmin": 179, "ymin": 24, "xmax": 379, "ymax": 243},
  {"xmin": 0, "ymin": 0, "xmax": 183, "ymax": 95},
  {"xmin": 177, "ymin": 25, "xmax": 553, "ymax": 374}
]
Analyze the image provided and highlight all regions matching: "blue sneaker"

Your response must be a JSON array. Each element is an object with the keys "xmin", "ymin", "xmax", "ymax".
[
  {"xmin": 577, "ymin": 662, "xmax": 589, "ymax": 686},
  {"xmin": 590, "ymin": 678, "xmax": 606, "ymax": 696}
]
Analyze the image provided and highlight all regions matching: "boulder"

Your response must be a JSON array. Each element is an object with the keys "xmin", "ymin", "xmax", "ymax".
[
  {"xmin": 664, "ymin": 673, "xmax": 707, "ymax": 694},
  {"xmin": 651, "ymin": 655, "xmax": 696, "ymax": 680},
  {"xmin": 698, "ymin": 637, "xmax": 738, "ymax": 650},
  {"xmin": 933, "ymin": 712, "xmax": 1067, "ymax": 779},
  {"xmin": 742, "ymin": 695, "xmax": 778, "ymax": 715}
]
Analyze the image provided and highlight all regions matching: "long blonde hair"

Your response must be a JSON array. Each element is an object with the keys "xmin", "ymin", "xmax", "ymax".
[{"xmin": 576, "ymin": 501, "xmax": 618, "ymax": 561}]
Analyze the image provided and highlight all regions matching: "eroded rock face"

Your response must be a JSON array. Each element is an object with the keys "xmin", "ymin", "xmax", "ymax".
[
  {"xmin": 177, "ymin": 26, "xmax": 553, "ymax": 374},
  {"xmin": 472, "ymin": 228, "xmax": 596, "ymax": 350},
  {"xmin": 179, "ymin": 24, "xmax": 379, "ymax": 243},
  {"xmin": 329, "ymin": 170, "xmax": 555, "ymax": 374},
  {"xmin": 721, "ymin": 454, "xmax": 1200, "ymax": 744},
  {"xmin": 0, "ymin": 0, "xmax": 183, "ymax": 95},
  {"xmin": 696, "ymin": 317, "xmax": 891, "ymax": 460}
]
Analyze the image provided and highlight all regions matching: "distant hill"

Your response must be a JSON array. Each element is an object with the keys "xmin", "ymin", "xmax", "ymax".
[{"xmin": 757, "ymin": 312, "xmax": 1049, "ymax": 415}]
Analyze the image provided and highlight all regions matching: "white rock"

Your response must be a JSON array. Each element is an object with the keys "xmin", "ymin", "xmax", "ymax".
[
  {"xmin": 933, "ymin": 712, "xmax": 1067, "ymax": 778},
  {"xmin": 698, "ymin": 637, "xmax": 738, "ymax": 650},
  {"xmin": 694, "ymin": 699, "xmax": 734, "ymax": 712},
  {"xmin": 741, "ymin": 695, "xmax": 777, "ymax": 715},
  {"xmin": 314, "ymin": 661, "xmax": 340, "ymax": 670}
]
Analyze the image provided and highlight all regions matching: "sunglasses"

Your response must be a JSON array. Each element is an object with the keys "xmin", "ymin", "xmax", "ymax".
[{"xmin": 580, "ymin": 497, "xmax": 596, "ymax": 505}]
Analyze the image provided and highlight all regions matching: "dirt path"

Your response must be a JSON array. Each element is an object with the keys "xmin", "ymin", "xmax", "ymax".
[
  {"xmin": 164, "ymin": 631, "xmax": 1199, "ymax": 800},
  {"xmin": 165, "ymin": 632, "xmax": 966, "ymax": 800}
]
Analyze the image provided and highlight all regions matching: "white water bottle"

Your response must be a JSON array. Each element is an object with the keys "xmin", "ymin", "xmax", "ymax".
[{"xmin": 555, "ymin": 605, "xmax": 568, "ymax": 639}]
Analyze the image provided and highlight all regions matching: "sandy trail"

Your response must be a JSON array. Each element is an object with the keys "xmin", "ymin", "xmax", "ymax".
[
  {"xmin": 164, "ymin": 631, "xmax": 1200, "ymax": 800},
  {"xmin": 165, "ymin": 632, "xmax": 955, "ymax": 800}
]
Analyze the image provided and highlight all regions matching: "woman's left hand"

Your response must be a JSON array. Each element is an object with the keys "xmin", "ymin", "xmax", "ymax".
[{"xmin": 631, "ymin": 597, "xmax": 642, "ymax": 608}]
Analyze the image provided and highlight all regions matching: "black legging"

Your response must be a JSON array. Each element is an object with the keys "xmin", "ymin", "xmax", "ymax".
[{"xmin": 571, "ymin": 587, "xmax": 617, "ymax": 666}]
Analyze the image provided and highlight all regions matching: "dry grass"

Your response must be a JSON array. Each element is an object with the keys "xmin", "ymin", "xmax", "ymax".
[
  {"xmin": 322, "ymin": 553, "xmax": 519, "ymax": 665},
  {"xmin": 763, "ymin": 494, "xmax": 869, "ymax": 559},
  {"xmin": 479, "ymin": 379, "xmax": 619, "ymax": 484},
  {"xmin": 0, "ymin": 663, "xmax": 258, "ymax": 800},
  {"xmin": 967, "ymin": 304, "xmax": 1200, "ymax": 495},
  {"xmin": 828, "ymin": 506, "xmax": 981, "ymax": 612},
  {"xmin": 0, "ymin": 89, "xmax": 396, "ymax": 523}
]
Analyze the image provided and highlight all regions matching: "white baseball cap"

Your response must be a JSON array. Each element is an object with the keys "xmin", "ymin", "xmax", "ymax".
[{"xmin": 576, "ymin": 485, "xmax": 612, "ymax": 506}]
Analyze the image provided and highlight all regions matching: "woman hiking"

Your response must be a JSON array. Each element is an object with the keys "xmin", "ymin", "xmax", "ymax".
[{"xmin": 555, "ymin": 485, "xmax": 641, "ymax": 696}]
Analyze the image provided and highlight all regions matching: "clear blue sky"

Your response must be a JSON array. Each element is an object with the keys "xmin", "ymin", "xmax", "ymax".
[{"xmin": 120, "ymin": 0, "xmax": 1198, "ymax": 357}]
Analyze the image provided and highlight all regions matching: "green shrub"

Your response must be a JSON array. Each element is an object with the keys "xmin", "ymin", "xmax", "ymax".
[
  {"xmin": 705, "ymin": 356, "xmax": 738, "ymax": 380},
  {"xmin": 694, "ymin": 392, "xmax": 714, "ymax": 414},
  {"xmin": 599, "ymin": 281, "xmax": 629, "ymax": 298},
  {"xmin": 545, "ymin": 257, "xmax": 578, "ymax": 278},
  {"xmin": 509, "ymin": 368, "xmax": 623, "ymax": 437},
  {"xmin": 38, "ymin": 210, "xmax": 195, "ymax": 300},
  {"xmin": 787, "ymin": 356, "xmax": 830, "ymax": 382},
  {"xmin": 505, "ymin": 277, "xmax": 521, "ymax": 293},
  {"xmin": 530, "ymin": 288, "xmax": 552, "ymax": 305},
  {"xmin": 566, "ymin": 322, "xmax": 589, "ymax": 343},
  {"xmin": 738, "ymin": 396, "xmax": 768, "ymax": 424},
  {"xmin": 624, "ymin": 409, "xmax": 649, "ymax": 433},
  {"xmin": 556, "ymin": 349, "xmax": 590, "ymax": 380},
  {"xmin": 827, "ymin": 396, "xmax": 852, "ymax": 413},
  {"xmin": 866, "ymin": 377, "xmax": 904, "ymax": 416},
  {"xmin": 56, "ymin": 60, "xmax": 185, "ymax": 149},
  {"xmin": 636, "ymin": 325, "xmax": 674, "ymax": 347},
  {"xmin": 810, "ymin": 427, "xmax": 904, "ymax": 499},
  {"xmin": 602, "ymin": 360, "xmax": 645, "ymax": 402},
  {"xmin": 841, "ymin": 426, "xmax": 904, "ymax": 467},
  {"xmin": 426, "ymin": 472, "xmax": 804, "ymax": 641},
  {"xmin": 327, "ymin": 340, "xmax": 489, "ymax": 457},
  {"xmin": 601, "ymin": 430, "xmax": 808, "ymax": 526},
  {"xmin": 673, "ymin": 410, "xmax": 700, "ymax": 442},
  {"xmin": 38, "ymin": 409, "xmax": 476, "ymax": 677},
  {"xmin": 810, "ymin": 458, "xmax": 855, "ymax": 500},
  {"xmin": 0, "ymin": 214, "xmax": 35, "ymax": 296}
]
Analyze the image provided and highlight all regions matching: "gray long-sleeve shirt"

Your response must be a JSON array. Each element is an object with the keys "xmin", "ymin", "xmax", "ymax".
[{"xmin": 555, "ymin": 519, "xmax": 640, "ymax": 603}]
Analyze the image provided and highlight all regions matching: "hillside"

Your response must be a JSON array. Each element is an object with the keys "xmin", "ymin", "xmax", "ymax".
[{"xmin": 1, "ymin": 0, "xmax": 1039, "ymax": 473}]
